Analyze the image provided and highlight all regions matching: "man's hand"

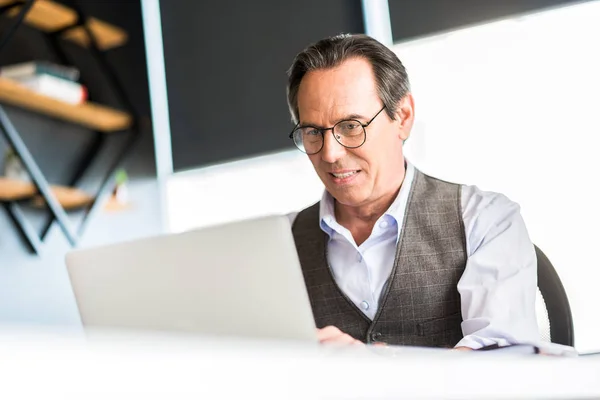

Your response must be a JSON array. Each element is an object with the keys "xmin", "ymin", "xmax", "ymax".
[
  {"xmin": 317, "ymin": 326, "xmax": 364, "ymax": 346},
  {"xmin": 454, "ymin": 346, "xmax": 473, "ymax": 351}
]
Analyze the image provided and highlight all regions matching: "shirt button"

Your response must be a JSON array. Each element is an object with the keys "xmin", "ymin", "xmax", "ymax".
[
  {"xmin": 356, "ymin": 253, "xmax": 362, "ymax": 263},
  {"xmin": 360, "ymin": 301, "xmax": 369, "ymax": 310},
  {"xmin": 379, "ymin": 220, "xmax": 389, "ymax": 229}
]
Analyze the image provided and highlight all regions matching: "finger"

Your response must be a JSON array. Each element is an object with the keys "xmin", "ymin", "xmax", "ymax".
[
  {"xmin": 454, "ymin": 346, "xmax": 473, "ymax": 351},
  {"xmin": 321, "ymin": 332, "xmax": 364, "ymax": 346},
  {"xmin": 321, "ymin": 334, "xmax": 356, "ymax": 345},
  {"xmin": 316, "ymin": 326, "xmax": 343, "ymax": 342}
]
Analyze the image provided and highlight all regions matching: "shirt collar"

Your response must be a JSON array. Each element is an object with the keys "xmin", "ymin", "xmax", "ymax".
[{"xmin": 319, "ymin": 160, "xmax": 416, "ymax": 238}]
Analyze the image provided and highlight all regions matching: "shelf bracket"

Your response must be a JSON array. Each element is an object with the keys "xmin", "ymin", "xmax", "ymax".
[
  {"xmin": 35, "ymin": 0, "xmax": 141, "ymax": 241},
  {"xmin": 0, "ymin": 0, "xmax": 140, "ymax": 253},
  {"xmin": 2, "ymin": 201, "xmax": 43, "ymax": 254},
  {"xmin": 0, "ymin": 105, "xmax": 78, "ymax": 246}
]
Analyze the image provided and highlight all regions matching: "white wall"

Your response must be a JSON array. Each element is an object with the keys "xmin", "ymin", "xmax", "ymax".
[
  {"xmin": 396, "ymin": 1, "xmax": 600, "ymax": 352},
  {"xmin": 166, "ymin": 150, "xmax": 323, "ymax": 232},
  {"xmin": 166, "ymin": 1, "xmax": 600, "ymax": 352}
]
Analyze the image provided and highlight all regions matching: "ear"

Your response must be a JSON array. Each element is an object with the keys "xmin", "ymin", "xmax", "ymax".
[{"xmin": 395, "ymin": 93, "xmax": 415, "ymax": 141}]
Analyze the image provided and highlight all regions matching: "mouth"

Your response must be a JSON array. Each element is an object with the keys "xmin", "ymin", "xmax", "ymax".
[{"xmin": 328, "ymin": 170, "xmax": 361, "ymax": 184}]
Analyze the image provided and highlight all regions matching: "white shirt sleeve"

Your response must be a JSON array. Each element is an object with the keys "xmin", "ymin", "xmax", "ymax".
[
  {"xmin": 455, "ymin": 185, "xmax": 540, "ymax": 349},
  {"xmin": 286, "ymin": 211, "xmax": 299, "ymax": 227}
]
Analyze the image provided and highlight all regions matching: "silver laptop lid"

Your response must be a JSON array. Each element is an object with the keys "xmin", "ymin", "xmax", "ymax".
[{"xmin": 66, "ymin": 215, "xmax": 317, "ymax": 342}]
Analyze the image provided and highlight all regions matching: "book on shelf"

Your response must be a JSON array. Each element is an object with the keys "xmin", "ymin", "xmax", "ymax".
[
  {"xmin": 0, "ymin": 61, "xmax": 86, "ymax": 104},
  {"xmin": 0, "ymin": 61, "xmax": 80, "ymax": 82},
  {"xmin": 0, "ymin": 61, "xmax": 79, "ymax": 81},
  {"xmin": 13, "ymin": 73, "xmax": 88, "ymax": 105}
]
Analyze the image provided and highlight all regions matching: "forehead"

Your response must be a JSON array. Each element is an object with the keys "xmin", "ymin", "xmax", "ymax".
[{"xmin": 297, "ymin": 57, "xmax": 379, "ymax": 123}]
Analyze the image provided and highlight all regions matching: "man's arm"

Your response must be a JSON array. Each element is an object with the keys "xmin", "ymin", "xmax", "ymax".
[{"xmin": 456, "ymin": 187, "xmax": 539, "ymax": 349}]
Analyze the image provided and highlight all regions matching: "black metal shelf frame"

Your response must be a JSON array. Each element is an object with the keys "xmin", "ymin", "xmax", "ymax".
[{"xmin": 0, "ymin": 0, "xmax": 140, "ymax": 254}]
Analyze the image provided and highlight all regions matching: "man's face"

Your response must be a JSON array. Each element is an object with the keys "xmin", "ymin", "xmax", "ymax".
[{"xmin": 296, "ymin": 57, "xmax": 413, "ymax": 209}]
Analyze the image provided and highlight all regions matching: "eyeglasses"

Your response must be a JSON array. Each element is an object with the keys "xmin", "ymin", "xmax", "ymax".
[{"xmin": 289, "ymin": 105, "xmax": 386, "ymax": 155}]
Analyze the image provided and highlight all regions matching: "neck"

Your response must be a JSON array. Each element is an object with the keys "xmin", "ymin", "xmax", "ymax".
[
  {"xmin": 335, "ymin": 187, "xmax": 400, "ymax": 225},
  {"xmin": 334, "ymin": 164, "xmax": 407, "ymax": 245}
]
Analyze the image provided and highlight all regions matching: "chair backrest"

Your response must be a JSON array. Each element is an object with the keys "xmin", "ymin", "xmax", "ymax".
[{"xmin": 534, "ymin": 245, "xmax": 574, "ymax": 347}]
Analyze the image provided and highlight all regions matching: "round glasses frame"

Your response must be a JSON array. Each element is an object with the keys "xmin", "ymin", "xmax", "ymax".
[{"xmin": 289, "ymin": 106, "xmax": 387, "ymax": 155}]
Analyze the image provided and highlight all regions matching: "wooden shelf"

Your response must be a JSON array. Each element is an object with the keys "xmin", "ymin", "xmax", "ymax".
[
  {"xmin": 0, "ymin": 176, "xmax": 36, "ymax": 200},
  {"xmin": 0, "ymin": 0, "xmax": 128, "ymax": 50},
  {"xmin": 31, "ymin": 185, "xmax": 93, "ymax": 209},
  {"xmin": 0, "ymin": 0, "xmax": 76, "ymax": 31},
  {"xmin": 0, "ymin": 177, "xmax": 93, "ymax": 209},
  {"xmin": 0, "ymin": 77, "xmax": 132, "ymax": 132},
  {"xmin": 62, "ymin": 17, "xmax": 128, "ymax": 50}
]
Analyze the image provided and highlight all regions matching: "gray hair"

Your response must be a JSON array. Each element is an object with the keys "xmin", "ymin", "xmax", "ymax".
[{"xmin": 286, "ymin": 33, "xmax": 410, "ymax": 124}]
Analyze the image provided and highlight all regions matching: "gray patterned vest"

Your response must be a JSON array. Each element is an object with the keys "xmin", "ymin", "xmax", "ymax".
[{"xmin": 292, "ymin": 169, "xmax": 468, "ymax": 347}]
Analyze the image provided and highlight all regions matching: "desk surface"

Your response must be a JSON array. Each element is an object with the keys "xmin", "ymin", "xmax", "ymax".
[{"xmin": 0, "ymin": 328, "xmax": 599, "ymax": 399}]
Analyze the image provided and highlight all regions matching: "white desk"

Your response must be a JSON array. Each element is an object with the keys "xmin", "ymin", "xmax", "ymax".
[{"xmin": 0, "ymin": 328, "xmax": 598, "ymax": 399}]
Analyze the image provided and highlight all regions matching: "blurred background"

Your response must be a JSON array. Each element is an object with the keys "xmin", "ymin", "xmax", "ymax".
[{"xmin": 0, "ymin": 0, "xmax": 598, "ymax": 353}]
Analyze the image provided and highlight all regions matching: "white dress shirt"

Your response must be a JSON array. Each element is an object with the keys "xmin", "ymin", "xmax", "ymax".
[{"xmin": 290, "ymin": 161, "xmax": 540, "ymax": 349}]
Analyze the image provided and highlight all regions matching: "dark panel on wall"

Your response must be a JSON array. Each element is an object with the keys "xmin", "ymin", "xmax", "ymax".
[
  {"xmin": 389, "ymin": 0, "xmax": 588, "ymax": 42},
  {"xmin": 160, "ymin": 0, "xmax": 364, "ymax": 172}
]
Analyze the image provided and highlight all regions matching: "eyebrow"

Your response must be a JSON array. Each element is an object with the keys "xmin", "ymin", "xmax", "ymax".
[{"xmin": 299, "ymin": 113, "xmax": 368, "ymax": 128}]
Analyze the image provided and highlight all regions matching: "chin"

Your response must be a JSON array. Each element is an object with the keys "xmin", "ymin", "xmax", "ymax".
[{"xmin": 328, "ymin": 188, "xmax": 368, "ymax": 207}]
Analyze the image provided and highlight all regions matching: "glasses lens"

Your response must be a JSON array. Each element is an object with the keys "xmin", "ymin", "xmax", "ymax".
[
  {"xmin": 333, "ymin": 120, "xmax": 365, "ymax": 148},
  {"xmin": 293, "ymin": 127, "xmax": 323, "ymax": 154}
]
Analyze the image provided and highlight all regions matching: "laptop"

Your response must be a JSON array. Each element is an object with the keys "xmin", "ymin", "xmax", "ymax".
[{"xmin": 65, "ymin": 215, "xmax": 317, "ymax": 342}]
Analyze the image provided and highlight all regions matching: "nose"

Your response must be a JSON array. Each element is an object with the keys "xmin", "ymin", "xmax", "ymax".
[{"xmin": 320, "ymin": 130, "xmax": 346, "ymax": 164}]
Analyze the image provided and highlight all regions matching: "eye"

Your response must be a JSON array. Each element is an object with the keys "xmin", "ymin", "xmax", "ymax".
[
  {"xmin": 337, "ymin": 120, "xmax": 363, "ymax": 136},
  {"xmin": 342, "ymin": 121, "xmax": 359, "ymax": 130},
  {"xmin": 303, "ymin": 127, "xmax": 321, "ymax": 136}
]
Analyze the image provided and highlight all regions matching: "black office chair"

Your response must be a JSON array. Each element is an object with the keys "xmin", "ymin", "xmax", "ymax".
[{"xmin": 535, "ymin": 245, "xmax": 574, "ymax": 347}]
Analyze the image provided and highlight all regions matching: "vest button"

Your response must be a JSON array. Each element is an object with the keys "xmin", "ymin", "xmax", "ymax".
[{"xmin": 371, "ymin": 332, "xmax": 382, "ymax": 342}]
